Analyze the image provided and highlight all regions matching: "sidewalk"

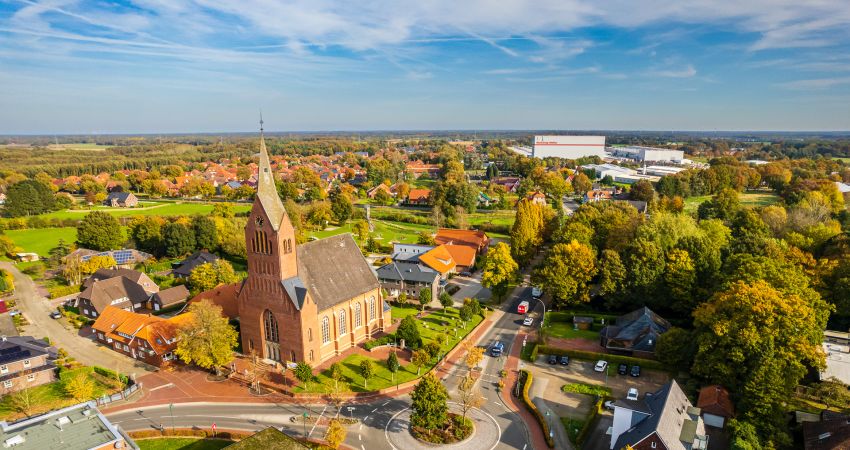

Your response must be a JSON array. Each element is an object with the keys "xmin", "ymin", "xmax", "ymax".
[{"xmin": 500, "ymin": 328, "xmax": 554, "ymax": 450}]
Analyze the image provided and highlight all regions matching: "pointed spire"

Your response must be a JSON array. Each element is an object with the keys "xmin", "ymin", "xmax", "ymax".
[{"xmin": 255, "ymin": 117, "xmax": 286, "ymax": 230}]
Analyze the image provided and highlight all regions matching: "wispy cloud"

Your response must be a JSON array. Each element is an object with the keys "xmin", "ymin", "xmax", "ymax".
[
  {"xmin": 650, "ymin": 65, "xmax": 697, "ymax": 78},
  {"xmin": 778, "ymin": 77, "xmax": 850, "ymax": 90}
]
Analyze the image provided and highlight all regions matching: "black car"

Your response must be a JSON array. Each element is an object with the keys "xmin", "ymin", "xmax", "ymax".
[
  {"xmin": 547, "ymin": 354, "xmax": 558, "ymax": 365},
  {"xmin": 630, "ymin": 365, "xmax": 641, "ymax": 377},
  {"xmin": 617, "ymin": 363, "xmax": 628, "ymax": 375},
  {"xmin": 559, "ymin": 355, "xmax": 570, "ymax": 365}
]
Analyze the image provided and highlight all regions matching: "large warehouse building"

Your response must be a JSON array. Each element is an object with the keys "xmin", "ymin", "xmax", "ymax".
[
  {"xmin": 532, "ymin": 135, "xmax": 606, "ymax": 159},
  {"xmin": 611, "ymin": 146, "xmax": 685, "ymax": 163}
]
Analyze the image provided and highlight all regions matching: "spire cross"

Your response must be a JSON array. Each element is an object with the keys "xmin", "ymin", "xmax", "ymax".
[{"xmin": 259, "ymin": 110, "xmax": 264, "ymax": 133}]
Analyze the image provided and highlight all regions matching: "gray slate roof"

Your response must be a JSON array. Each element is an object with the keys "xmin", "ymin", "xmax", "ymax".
[
  {"xmin": 294, "ymin": 233, "xmax": 380, "ymax": 312},
  {"xmin": 256, "ymin": 132, "xmax": 286, "ymax": 231},
  {"xmin": 151, "ymin": 285, "xmax": 190, "ymax": 307},
  {"xmin": 614, "ymin": 380, "xmax": 707, "ymax": 450},
  {"xmin": 79, "ymin": 276, "xmax": 150, "ymax": 313},
  {"xmin": 376, "ymin": 262, "xmax": 440, "ymax": 284},
  {"xmin": 82, "ymin": 268, "xmax": 158, "ymax": 293},
  {"xmin": 173, "ymin": 251, "xmax": 220, "ymax": 277},
  {"xmin": 602, "ymin": 306, "xmax": 671, "ymax": 353}
]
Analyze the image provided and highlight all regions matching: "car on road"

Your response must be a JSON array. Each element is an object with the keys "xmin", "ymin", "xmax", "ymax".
[
  {"xmin": 547, "ymin": 354, "xmax": 558, "ymax": 365},
  {"xmin": 49, "ymin": 310, "xmax": 62, "ymax": 319},
  {"xmin": 630, "ymin": 365, "xmax": 641, "ymax": 377},
  {"xmin": 490, "ymin": 341, "xmax": 505, "ymax": 357},
  {"xmin": 594, "ymin": 360, "xmax": 608, "ymax": 372},
  {"xmin": 617, "ymin": 363, "xmax": 628, "ymax": 375},
  {"xmin": 522, "ymin": 316, "xmax": 534, "ymax": 326},
  {"xmin": 531, "ymin": 286, "xmax": 543, "ymax": 299},
  {"xmin": 559, "ymin": 355, "xmax": 570, "ymax": 366},
  {"xmin": 603, "ymin": 400, "xmax": 616, "ymax": 410},
  {"xmin": 627, "ymin": 388, "xmax": 639, "ymax": 401},
  {"xmin": 460, "ymin": 271, "xmax": 472, "ymax": 277}
]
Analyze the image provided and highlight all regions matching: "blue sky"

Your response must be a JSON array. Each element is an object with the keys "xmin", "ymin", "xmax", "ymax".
[{"xmin": 1, "ymin": 0, "xmax": 849, "ymax": 134}]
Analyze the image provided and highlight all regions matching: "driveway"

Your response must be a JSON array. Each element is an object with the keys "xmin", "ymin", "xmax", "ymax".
[
  {"xmin": 445, "ymin": 272, "xmax": 490, "ymax": 307},
  {"xmin": 0, "ymin": 262, "xmax": 156, "ymax": 378}
]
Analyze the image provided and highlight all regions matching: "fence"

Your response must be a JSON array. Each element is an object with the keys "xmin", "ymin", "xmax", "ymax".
[{"xmin": 96, "ymin": 382, "xmax": 143, "ymax": 406}]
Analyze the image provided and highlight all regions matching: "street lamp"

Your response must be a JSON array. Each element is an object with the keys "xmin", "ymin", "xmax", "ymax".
[{"xmin": 169, "ymin": 403, "xmax": 175, "ymax": 433}]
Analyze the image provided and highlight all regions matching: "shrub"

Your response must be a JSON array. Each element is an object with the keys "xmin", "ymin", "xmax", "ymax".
[
  {"xmin": 561, "ymin": 383, "xmax": 611, "ymax": 397},
  {"xmin": 48, "ymin": 284, "xmax": 81, "ymax": 299},
  {"xmin": 364, "ymin": 334, "xmax": 396, "ymax": 350},
  {"xmin": 519, "ymin": 370, "xmax": 555, "ymax": 448},
  {"xmin": 93, "ymin": 366, "xmax": 130, "ymax": 385},
  {"xmin": 537, "ymin": 346, "xmax": 667, "ymax": 372},
  {"xmin": 576, "ymin": 398, "xmax": 605, "ymax": 446}
]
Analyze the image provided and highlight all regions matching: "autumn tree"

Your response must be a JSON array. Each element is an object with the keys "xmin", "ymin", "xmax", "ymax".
[
  {"xmin": 481, "ymin": 242, "xmax": 518, "ymax": 301},
  {"xmin": 664, "ymin": 249, "xmax": 696, "ymax": 314},
  {"xmin": 353, "ymin": 220, "xmax": 370, "ymax": 242},
  {"xmin": 813, "ymin": 377, "xmax": 850, "ymax": 410},
  {"xmin": 359, "ymin": 359, "xmax": 374, "ymax": 389},
  {"xmin": 175, "ymin": 300, "xmax": 239, "ymax": 375},
  {"xmin": 64, "ymin": 371, "xmax": 96, "ymax": 402},
  {"xmin": 463, "ymin": 341, "xmax": 484, "ymax": 369},
  {"xmin": 329, "ymin": 362, "xmax": 344, "ymax": 391},
  {"xmin": 571, "ymin": 172, "xmax": 592, "ymax": 196},
  {"xmin": 598, "ymin": 249, "xmax": 626, "ymax": 299},
  {"xmin": 77, "ymin": 211, "xmax": 123, "ymax": 251},
  {"xmin": 325, "ymin": 419, "xmax": 347, "ymax": 449},
  {"xmin": 532, "ymin": 240, "xmax": 597, "ymax": 308},
  {"xmin": 411, "ymin": 349, "xmax": 430, "ymax": 375},
  {"xmin": 410, "ymin": 372, "xmax": 449, "ymax": 432},
  {"xmin": 188, "ymin": 260, "xmax": 238, "ymax": 293},
  {"xmin": 510, "ymin": 199, "xmax": 544, "ymax": 265},
  {"xmin": 629, "ymin": 179, "xmax": 655, "ymax": 202},
  {"xmin": 457, "ymin": 373, "xmax": 484, "ymax": 421}
]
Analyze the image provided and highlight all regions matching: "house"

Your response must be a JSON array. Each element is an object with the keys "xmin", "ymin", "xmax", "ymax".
[
  {"xmin": 149, "ymin": 285, "xmax": 190, "ymax": 312},
  {"xmin": 697, "ymin": 385, "xmax": 734, "ymax": 429},
  {"xmin": 584, "ymin": 188, "xmax": 615, "ymax": 203},
  {"xmin": 418, "ymin": 244, "xmax": 457, "ymax": 278},
  {"xmin": 434, "ymin": 228, "xmax": 490, "ymax": 255},
  {"xmin": 405, "ymin": 161, "xmax": 441, "ymax": 178},
  {"xmin": 82, "ymin": 268, "xmax": 159, "ymax": 294},
  {"xmin": 407, "ymin": 189, "xmax": 431, "ymax": 206},
  {"xmin": 77, "ymin": 275, "xmax": 153, "ymax": 319},
  {"xmin": 803, "ymin": 413, "xmax": 850, "ymax": 449},
  {"xmin": 103, "ymin": 191, "xmax": 138, "ymax": 207},
  {"xmin": 92, "ymin": 306, "xmax": 194, "ymax": 366},
  {"xmin": 821, "ymin": 330, "xmax": 850, "ymax": 385},
  {"xmin": 527, "ymin": 190, "xmax": 547, "ymax": 206},
  {"xmin": 0, "ymin": 336, "xmax": 57, "ymax": 395},
  {"xmin": 611, "ymin": 380, "xmax": 709, "ymax": 450},
  {"xmin": 366, "ymin": 184, "xmax": 394, "ymax": 200},
  {"xmin": 444, "ymin": 244, "xmax": 477, "ymax": 273},
  {"xmin": 478, "ymin": 192, "xmax": 492, "ymax": 207},
  {"xmin": 0, "ymin": 401, "xmax": 137, "ymax": 450},
  {"xmin": 391, "ymin": 243, "xmax": 434, "ymax": 263},
  {"xmin": 600, "ymin": 307, "xmax": 671, "ymax": 356},
  {"xmin": 171, "ymin": 251, "xmax": 220, "ymax": 278},
  {"xmin": 376, "ymin": 261, "xmax": 440, "ymax": 303},
  {"xmin": 68, "ymin": 248, "xmax": 153, "ymax": 269},
  {"xmin": 491, "ymin": 177, "xmax": 521, "ymax": 193},
  {"xmin": 14, "ymin": 253, "xmax": 38, "ymax": 262},
  {"xmin": 225, "ymin": 427, "xmax": 308, "ymax": 449}
]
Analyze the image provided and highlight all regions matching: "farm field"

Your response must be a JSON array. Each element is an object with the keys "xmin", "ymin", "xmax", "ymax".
[
  {"xmin": 683, "ymin": 191, "xmax": 781, "ymax": 214},
  {"xmin": 4, "ymin": 226, "xmax": 130, "ymax": 256}
]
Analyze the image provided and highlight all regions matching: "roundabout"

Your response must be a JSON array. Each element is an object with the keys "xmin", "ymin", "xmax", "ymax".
[{"xmin": 384, "ymin": 403, "xmax": 501, "ymax": 450}]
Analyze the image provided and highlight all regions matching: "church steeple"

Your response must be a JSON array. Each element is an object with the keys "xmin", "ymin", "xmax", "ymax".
[{"xmin": 255, "ymin": 116, "xmax": 286, "ymax": 231}]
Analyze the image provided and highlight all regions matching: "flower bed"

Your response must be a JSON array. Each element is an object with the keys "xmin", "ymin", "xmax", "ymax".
[{"xmin": 411, "ymin": 413, "xmax": 473, "ymax": 444}]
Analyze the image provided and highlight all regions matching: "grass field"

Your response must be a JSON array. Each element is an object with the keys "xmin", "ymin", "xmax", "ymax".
[
  {"xmin": 40, "ymin": 201, "xmax": 251, "ymax": 220},
  {"xmin": 5, "ymin": 226, "xmax": 129, "ymax": 256},
  {"xmin": 0, "ymin": 367, "xmax": 123, "ymax": 421},
  {"xmin": 683, "ymin": 191, "xmax": 781, "ymax": 214},
  {"xmin": 137, "ymin": 438, "xmax": 231, "ymax": 450},
  {"xmin": 544, "ymin": 312, "xmax": 600, "ymax": 341},
  {"xmin": 308, "ymin": 219, "xmax": 434, "ymax": 244},
  {"xmin": 295, "ymin": 306, "xmax": 484, "ymax": 393}
]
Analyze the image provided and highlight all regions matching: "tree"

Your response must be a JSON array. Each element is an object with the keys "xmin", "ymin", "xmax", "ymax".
[
  {"xmin": 481, "ymin": 242, "xmax": 518, "ymax": 301},
  {"xmin": 396, "ymin": 315, "xmax": 422, "ymax": 349},
  {"xmin": 294, "ymin": 361, "xmax": 314, "ymax": 390},
  {"xmin": 457, "ymin": 373, "xmax": 484, "ymax": 421},
  {"xmin": 411, "ymin": 349, "xmax": 430, "ymax": 375},
  {"xmin": 64, "ymin": 371, "xmax": 96, "ymax": 402},
  {"xmin": 329, "ymin": 362, "xmax": 344, "ymax": 391},
  {"xmin": 510, "ymin": 200, "xmax": 544, "ymax": 265},
  {"xmin": 387, "ymin": 351, "xmax": 400, "ymax": 382},
  {"xmin": 128, "ymin": 216, "xmax": 164, "ymax": 255},
  {"xmin": 212, "ymin": 203, "xmax": 235, "ymax": 218},
  {"xmin": 410, "ymin": 372, "xmax": 449, "ymax": 432},
  {"xmin": 9, "ymin": 377, "xmax": 42, "ymax": 417},
  {"xmin": 175, "ymin": 300, "xmax": 239, "ymax": 375},
  {"xmin": 325, "ymin": 419, "xmax": 347, "ymax": 449},
  {"xmin": 374, "ymin": 188, "xmax": 392, "ymax": 205},
  {"xmin": 458, "ymin": 304, "xmax": 473, "ymax": 324},
  {"xmin": 464, "ymin": 298, "xmax": 482, "ymax": 317},
  {"xmin": 813, "ymin": 377, "xmax": 850, "ymax": 410},
  {"xmin": 80, "ymin": 254, "xmax": 117, "ymax": 275},
  {"xmin": 417, "ymin": 231, "xmax": 436, "ymax": 245},
  {"xmin": 629, "ymin": 179, "xmax": 655, "ymax": 202},
  {"xmin": 698, "ymin": 188, "xmax": 740, "ymax": 221},
  {"xmin": 571, "ymin": 172, "xmax": 592, "ymax": 196},
  {"xmin": 664, "ymin": 249, "xmax": 696, "ymax": 314},
  {"xmin": 353, "ymin": 220, "xmax": 370, "ymax": 242},
  {"xmin": 728, "ymin": 419, "xmax": 764, "ymax": 450},
  {"xmin": 76, "ymin": 211, "xmax": 123, "ymax": 251},
  {"xmin": 423, "ymin": 341, "xmax": 441, "ymax": 359},
  {"xmin": 397, "ymin": 292, "xmax": 408, "ymax": 305},
  {"xmin": 188, "ymin": 260, "xmax": 238, "ymax": 293},
  {"xmin": 463, "ymin": 341, "xmax": 484, "ymax": 369},
  {"xmin": 598, "ymin": 249, "xmax": 626, "ymax": 298},
  {"xmin": 359, "ymin": 359, "xmax": 374, "ymax": 388},
  {"xmin": 331, "ymin": 192, "xmax": 354, "ymax": 223},
  {"xmin": 396, "ymin": 182, "xmax": 410, "ymax": 200},
  {"xmin": 192, "ymin": 215, "xmax": 218, "ymax": 251},
  {"xmin": 654, "ymin": 327, "xmax": 696, "ymax": 372},
  {"xmin": 439, "ymin": 292, "xmax": 453, "ymax": 309},
  {"xmin": 532, "ymin": 241, "xmax": 597, "ymax": 308},
  {"xmin": 162, "ymin": 222, "xmax": 196, "ymax": 257},
  {"xmin": 418, "ymin": 287, "xmax": 432, "ymax": 311},
  {"xmin": 4, "ymin": 179, "xmax": 56, "ymax": 217}
]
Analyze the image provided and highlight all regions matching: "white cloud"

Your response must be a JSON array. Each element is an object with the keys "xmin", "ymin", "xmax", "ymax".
[
  {"xmin": 778, "ymin": 77, "xmax": 850, "ymax": 90},
  {"xmin": 650, "ymin": 64, "xmax": 697, "ymax": 78}
]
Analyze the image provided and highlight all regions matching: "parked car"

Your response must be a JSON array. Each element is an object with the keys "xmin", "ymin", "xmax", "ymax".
[
  {"xmin": 49, "ymin": 310, "xmax": 62, "ymax": 319},
  {"xmin": 547, "ymin": 354, "xmax": 558, "ymax": 365},
  {"xmin": 627, "ymin": 388, "xmax": 639, "ymax": 401},
  {"xmin": 594, "ymin": 360, "xmax": 608, "ymax": 372},
  {"xmin": 460, "ymin": 271, "xmax": 472, "ymax": 277},
  {"xmin": 522, "ymin": 316, "xmax": 534, "ymax": 326},
  {"xmin": 559, "ymin": 355, "xmax": 570, "ymax": 366},
  {"xmin": 531, "ymin": 286, "xmax": 543, "ymax": 298},
  {"xmin": 603, "ymin": 400, "xmax": 616, "ymax": 411},
  {"xmin": 630, "ymin": 365, "xmax": 641, "ymax": 377},
  {"xmin": 617, "ymin": 363, "xmax": 628, "ymax": 375},
  {"xmin": 8, "ymin": 310, "xmax": 20, "ymax": 317}
]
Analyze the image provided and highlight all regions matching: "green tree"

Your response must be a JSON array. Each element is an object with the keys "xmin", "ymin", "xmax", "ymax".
[
  {"xmin": 664, "ymin": 249, "xmax": 696, "ymax": 314},
  {"xmin": 654, "ymin": 327, "xmax": 696, "ymax": 372},
  {"xmin": 510, "ymin": 199, "xmax": 544, "ymax": 265},
  {"xmin": 128, "ymin": 216, "xmax": 164, "ymax": 255},
  {"xmin": 698, "ymin": 188, "xmax": 740, "ymax": 221},
  {"xmin": 192, "ymin": 215, "xmax": 219, "ymax": 251},
  {"xmin": 175, "ymin": 300, "xmax": 239, "ymax": 375},
  {"xmin": 629, "ymin": 179, "xmax": 655, "ymax": 202},
  {"xmin": 325, "ymin": 419, "xmax": 347, "ymax": 449},
  {"xmin": 481, "ymin": 242, "xmax": 518, "ymax": 301},
  {"xmin": 331, "ymin": 192, "xmax": 354, "ymax": 223},
  {"xmin": 813, "ymin": 377, "xmax": 850, "ymax": 410},
  {"xmin": 439, "ymin": 292, "xmax": 453, "ymax": 309},
  {"xmin": 4, "ymin": 179, "xmax": 56, "ymax": 217},
  {"xmin": 294, "ymin": 361, "xmax": 314, "ymax": 388},
  {"xmin": 396, "ymin": 315, "xmax": 422, "ymax": 349},
  {"xmin": 417, "ymin": 231, "xmax": 436, "ymax": 245},
  {"xmin": 163, "ymin": 222, "xmax": 196, "ymax": 257},
  {"xmin": 728, "ymin": 419, "xmax": 763, "ymax": 450},
  {"xmin": 374, "ymin": 188, "xmax": 392, "ymax": 205},
  {"xmin": 410, "ymin": 372, "xmax": 449, "ymax": 432},
  {"xmin": 77, "ymin": 211, "xmax": 123, "ymax": 251},
  {"xmin": 598, "ymin": 249, "xmax": 626, "ymax": 298},
  {"xmin": 532, "ymin": 240, "xmax": 597, "ymax": 308},
  {"xmin": 411, "ymin": 349, "xmax": 429, "ymax": 375},
  {"xmin": 387, "ymin": 351, "xmax": 400, "ymax": 382},
  {"xmin": 418, "ymin": 287, "xmax": 432, "ymax": 311},
  {"xmin": 458, "ymin": 304, "xmax": 473, "ymax": 324},
  {"xmin": 625, "ymin": 238, "xmax": 665, "ymax": 296},
  {"xmin": 329, "ymin": 362, "xmax": 344, "ymax": 391},
  {"xmin": 359, "ymin": 359, "xmax": 374, "ymax": 388},
  {"xmin": 423, "ymin": 341, "xmax": 441, "ymax": 359}
]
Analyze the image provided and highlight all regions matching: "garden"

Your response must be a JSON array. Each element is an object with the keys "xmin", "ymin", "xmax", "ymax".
[{"xmin": 543, "ymin": 311, "xmax": 614, "ymax": 341}]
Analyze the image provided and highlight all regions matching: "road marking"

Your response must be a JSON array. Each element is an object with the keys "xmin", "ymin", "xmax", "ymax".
[
  {"xmin": 523, "ymin": 445, "xmax": 527, "ymax": 450},
  {"xmin": 359, "ymin": 423, "xmax": 363, "ymax": 431},
  {"xmin": 308, "ymin": 405, "xmax": 327, "ymax": 437},
  {"xmin": 358, "ymin": 434, "xmax": 361, "ymax": 441},
  {"xmin": 361, "ymin": 446, "xmax": 365, "ymax": 450},
  {"xmin": 148, "ymin": 383, "xmax": 174, "ymax": 392},
  {"xmin": 371, "ymin": 408, "xmax": 377, "ymax": 413},
  {"xmin": 382, "ymin": 400, "xmax": 390, "ymax": 406}
]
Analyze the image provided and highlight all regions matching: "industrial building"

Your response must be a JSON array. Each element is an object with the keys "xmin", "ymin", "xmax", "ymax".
[
  {"xmin": 532, "ymin": 135, "xmax": 606, "ymax": 159},
  {"xmin": 610, "ymin": 146, "xmax": 685, "ymax": 163},
  {"xmin": 582, "ymin": 164, "xmax": 660, "ymax": 185}
]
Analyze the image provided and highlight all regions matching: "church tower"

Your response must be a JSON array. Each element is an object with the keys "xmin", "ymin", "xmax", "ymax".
[{"xmin": 237, "ymin": 119, "xmax": 314, "ymax": 364}]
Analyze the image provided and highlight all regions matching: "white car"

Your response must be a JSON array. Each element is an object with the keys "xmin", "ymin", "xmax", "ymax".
[
  {"xmin": 523, "ymin": 316, "xmax": 534, "ymax": 326},
  {"xmin": 594, "ymin": 360, "xmax": 608, "ymax": 372},
  {"xmin": 603, "ymin": 400, "xmax": 616, "ymax": 410},
  {"xmin": 627, "ymin": 388, "xmax": 639, "ymax": 401}
]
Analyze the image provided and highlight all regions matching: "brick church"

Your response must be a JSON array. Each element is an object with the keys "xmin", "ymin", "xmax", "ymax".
[{"xmin": 236, "ymin": 125, "xmax": 390, "ymax": 365}]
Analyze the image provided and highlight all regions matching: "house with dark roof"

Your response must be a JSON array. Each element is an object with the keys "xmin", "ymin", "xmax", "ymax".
[
  {"xmin": 697, "ymin": 385, "xmax": 734, "ymax": 429},
  {"xmin": 600, "ymin": 307, "xmax": 671, "ymax": 356},
  {"xmin": 77, "ymin": 276, "xmax": 152, "ymax": 319},
  {"xmin": 82, "ymin": 268, "xmax": 158, "ymax": 294},
  {"xmin": 803, "ymin": 413, "xmax": 850, "ymax": 450},
  {"xmin": 611, "ymin": 380, "xmax": 709, "ymax": 450},
  {"xmin": 0, "ymin": 336, "xmax": 57, "ymax": 395},
  {"xmin": 171, "ymin": 251, "xmax": 220, "ymax": 278},
  {"xmin": 376, "ymin": 261, "xmax": 440, "ymax": 303},
  {"xmin": 149, "ymin": 285, "xmax": 190, "ymax": 312},
  {"xmin": 103, "ymin": 191, "xmax": 138, "ymax": 207}
]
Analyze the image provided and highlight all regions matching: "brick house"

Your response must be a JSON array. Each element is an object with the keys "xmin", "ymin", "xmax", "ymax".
[
  {"xmin": 0, "ymin": 336, "xmax": 57, "ymax": 395},
  {"xmin": 148, "ymin": 285, "xmax": 190, "ymax": 312},
  {"xmin": 92, "ymin": 306, "xmax": 194, "ymax": 366},
  {"xmin": 434, "ymin": 228, "xmax": 491, "ymax": 255},
  {"xmin": 77, "ymin": 268, "xmax": 160, "ymax": 319},
  {"xmin": 406, "ymin": 189, "xmax": 431, "ymax": 206},
  {"xmin": 103, "ymin": 191, "xmax": 138, "ymax": 207}
]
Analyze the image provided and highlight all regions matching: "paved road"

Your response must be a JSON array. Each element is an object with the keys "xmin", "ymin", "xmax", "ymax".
[
  {"xmin": 562, "ymin": 197, "xmax": 580, "ymax": 216},
  {"xmin": 0, "ymin": 262, "xmax": 155, "ymax": 378}
]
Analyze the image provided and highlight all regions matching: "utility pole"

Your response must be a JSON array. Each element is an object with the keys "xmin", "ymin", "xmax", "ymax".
[{"xmin": 169, "ymin": 403, "xmax": 175, "ymax": 433}]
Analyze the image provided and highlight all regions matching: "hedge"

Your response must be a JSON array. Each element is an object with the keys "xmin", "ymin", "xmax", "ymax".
[
  {"xmin": 48, "ymin": 284, "xmax": 80, "ymax": 299},
  {"xmin": 576, "ymin": 398, "xmax": 605, "ymax": 446},
  {"xmin": 363, "ymin": 333, "xmax": 396, "ymax": 350},
  {"xmin": 93, "ymin": 366, "xmax": 130, "ymax": 385},
  {"xmin": 537, "ymin": 346, "xmax": 667, "ymax": 371},
  {"xmin": 561, "ymin": 383, "xmax": 611, "ymax": 397},
  {"xmin": 129, "ymin": 429, "xmax": 252, "ymax": 440},
  {"xmin": 528, "ymin": 343, "xmax": 539, "ymax": 362},
  {"xmin": 519, "ymin": 369, "xmax": 555, "ymax": 448}
]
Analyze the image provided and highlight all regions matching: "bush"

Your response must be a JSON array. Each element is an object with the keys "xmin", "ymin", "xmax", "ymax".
[
  {"xmin": 363, "ymin": 334, "xmax": 396, "ymax": 350},
  {"xmin": 93, "ymin": 366, "xmax": 130, "ymax": 385},
  {"xmin": 576, "ymin": 398, "xmax": 605, "ymax": 446},
  {"xmin": 537, "ymin": 346, "xmax": 667, "ymax": 371},
  {"xmin": 528, "ymin": 343, "xmax": 539, "ymax": 362},
  {"xmin": 446, "ymin": 285, "xmax": 461, "ymax": 295},
  {"xmin": 519, "ymin": 370, "xmax": 555, "ymax": 448},
  {"xmin": 561, "ymin": 383, "xmax": 611, "ymax": 397},
  {"xmin": 48, "ymin": 284, "xmax": 81, "ymax": 299}
]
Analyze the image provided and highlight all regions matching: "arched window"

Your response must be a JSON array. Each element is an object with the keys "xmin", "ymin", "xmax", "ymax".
[
  {"xmin": 263, "ymin": 310, "xmax": 279, "ymax": 343},
  {"xmin": 321, "ymin": 317, "xmax": 330, "ymax": 344},
  {"xmin": 307, "ymin": 328, "xmax": 313, "ymax": 342},
  {"xmin": 339, "ymin": 310, "xmax": 347, "ymax": 336},
  {"xmin": 290, "ymin": 350, "xmax": 296, "ymax": 362},
  {"xmin": 369, "ymin": 296, "xmax": 376, "ymax": 322},
  {"xmin": 354, "ymin": 303, "xmax": 362, "ymax": 328},
  {"xmin": 309, "ymin": 350, "xmax": 314, "ymax": 361}
]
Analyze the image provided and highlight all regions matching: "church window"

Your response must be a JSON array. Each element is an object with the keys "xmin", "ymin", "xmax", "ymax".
[
  {"xmin": 309, "ymin": 350, "xmax": 314, "ymax": 361},
  {"xmin": 263, "ymin": 310, "xmax": 279, "ymax": 343},
  {"xmin": 354, "ymin": 303, "xmax": 362, "ymax": 328},
  {"xmin": 339, "ymin": 310, "xmax": 347, "ymax": 336},
  {"xmin": 368, "ymin": 296, "xmax": 376, "ymax": 322},
  {"xmin": 290, "ymin": 350, "xmax": 296, "ymax": 362},
  {"xmin": 321, "ymin": 317, "xmax": 330, "ymax": 344},
  {"xmin": 307, "ymin": 328, "xmax": 313, "ymax": 342}
]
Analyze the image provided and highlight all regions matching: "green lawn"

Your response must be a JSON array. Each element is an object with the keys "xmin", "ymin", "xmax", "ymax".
[
  {"xmin": 561, "ymin": 417, "xmax": 585, "ymax": 444},
  {"xmin": 309, "ymin": 220, "xmax": 434, "ymax": 245},
  {"xmin": 137, "ymin": 438, "xmax": 232, "ymax": 450},
  {"xmin": 5, "ymin": 226, "xmax": 129, "ymax": 256},
  {"xmin": 544, "ymin": 312, "xmax": 600, "ymax": 340},
  {"xmin": 683, "ymin": 191, "xmax": 781, "ymax": 213},
  {"xmin": 40, "ymin": 201, "xmax": 251, "ymax": 220},
  {"xmin": 296, "ymin": 306, "xmax": 484, "ymax": 393}
]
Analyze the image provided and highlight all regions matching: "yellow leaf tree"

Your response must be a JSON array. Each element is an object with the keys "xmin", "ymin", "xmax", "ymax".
[{"xmin": 175, "ymin": 300, "xmax": 238, "ymax": 376}]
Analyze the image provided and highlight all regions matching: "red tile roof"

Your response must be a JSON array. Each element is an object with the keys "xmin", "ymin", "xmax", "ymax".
[{"xmin": 697, "ymin": 385, "xmax": 734, "ymax": 418}]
